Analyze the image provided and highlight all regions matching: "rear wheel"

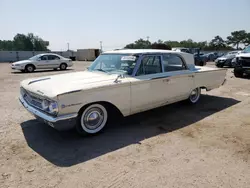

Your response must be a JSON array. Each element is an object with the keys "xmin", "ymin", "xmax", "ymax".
[
  {"xmin": 76, "ymin": 103, "xmax": 108, "ymax": 136},
  {"xmin": 60, "ymin": 63, "xmax": 67, "ymax": 70},
  {"xmin": 25, "ymin": 65, "xmax": 35, "ymax": 73},
  {"xmin": 188, "ymin": 88, "xmax": 201, "ymax": 104}
]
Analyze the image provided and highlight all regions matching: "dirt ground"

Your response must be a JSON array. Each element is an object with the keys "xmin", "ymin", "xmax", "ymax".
[{"xmin": 0, "ymin": 61, "xmax": 250, "ymax": 188}]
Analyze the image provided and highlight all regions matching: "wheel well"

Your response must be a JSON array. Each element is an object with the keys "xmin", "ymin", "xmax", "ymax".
[
  {"xmin": 200, "ymin": 86, "xmax": 209, "ymax": 91},
  {"xmin": 25, "ymin": 64, "xmax": 36, "ymax": 70},
  {"xmin": 78, "ymin": 101, "xmax": 124, "ymax": 118}
]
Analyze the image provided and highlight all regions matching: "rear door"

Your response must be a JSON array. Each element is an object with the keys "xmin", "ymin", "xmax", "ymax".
[
  {"xmin": 48, "ymin": 55, "xmax": 61, "ymax": 68},
  {"xmin": 161, "ymin": 53, "xmax": 195, "ymax": 102}
]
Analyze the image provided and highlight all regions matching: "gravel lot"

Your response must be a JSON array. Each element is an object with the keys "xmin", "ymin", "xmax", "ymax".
[{"xmin": 0, "ymin": 61, "xmax": 250, "ymax": 188}]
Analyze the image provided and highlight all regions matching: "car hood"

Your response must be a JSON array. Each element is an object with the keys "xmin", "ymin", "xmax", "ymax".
[
  {"xmin": 20, "ymin": 71, "xmax": 125, "ymax": 98},
  {"xmin": 13, "ymin": 60, "xmax": 32, "ymax": 65}
]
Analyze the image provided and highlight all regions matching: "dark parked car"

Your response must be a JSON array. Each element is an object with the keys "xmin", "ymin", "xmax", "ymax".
[
  {"xmin": 204, "ymin": 52, "xmax": 220, "ymax": 61},
  {"xmin": 194, "ymin": 52, "xmax": 208, "ymax": 66},
  {"xmin": 215, "ymin": 51, "xmax": 239, "ymax": 68}
]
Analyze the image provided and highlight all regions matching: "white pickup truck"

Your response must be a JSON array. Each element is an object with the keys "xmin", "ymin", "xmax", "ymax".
[
  {"xmin": 233, "ymin": 46, "xmax": 250, "ymax": 77},
  {"xmin": 19, "ymin": 49, "xmax": 227, "ymax": 136}
]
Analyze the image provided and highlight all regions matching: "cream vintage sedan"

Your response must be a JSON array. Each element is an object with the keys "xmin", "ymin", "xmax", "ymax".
[{"xmin": 19, "ymin": 49, "xmax": 227, "ymax": 135}]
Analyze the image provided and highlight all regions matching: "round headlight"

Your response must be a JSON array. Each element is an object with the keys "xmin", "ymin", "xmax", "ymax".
[
  {"xmin": 49, "ymin": 102, "xmax": 58, "ymax": 114},
  {"xmin": 42, "ymin": 99, "xmax": 50, "ymax": 110}
]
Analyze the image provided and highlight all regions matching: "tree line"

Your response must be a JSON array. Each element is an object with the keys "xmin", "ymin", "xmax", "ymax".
[
  {"xmin": 0, "ymin": 33, "xmax": 49, "ymax": 51},
  {"xmin": 124, "ymin": 30, "xmax": 250, "ymax": 51},
  {"xmin": 1, "ymin": 30, "xmax": 249, "ymax": 51}
]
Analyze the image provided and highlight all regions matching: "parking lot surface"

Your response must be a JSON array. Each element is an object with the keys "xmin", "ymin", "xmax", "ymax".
[{"xmin": 0, "ymin": 61, "xmax": 250, "ymax": 188}]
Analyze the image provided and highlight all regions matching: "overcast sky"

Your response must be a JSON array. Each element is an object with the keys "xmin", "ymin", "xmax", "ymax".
[{"xmin": 1, "ymin": 0, "xmax": 250, "ymax": 51}]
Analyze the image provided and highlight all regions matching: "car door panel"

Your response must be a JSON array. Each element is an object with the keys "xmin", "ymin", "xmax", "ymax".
[
  {"xmin": 37, "ymin": 55, "xmax": 49, "ymax": 69},
  {"xmin": 130, "ymin": 55, "xmax": 170, "ymax": 114},
  {"xmin": 130, "ymin": 54, "xmax": 195, "ymax": 114}
]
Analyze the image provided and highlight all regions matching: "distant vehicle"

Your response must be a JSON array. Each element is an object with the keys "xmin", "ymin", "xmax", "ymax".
[
  {"xmin": 233, "ymin": 46, "xmax": 250, "ymax": 78},
  {"xmin": 194, "ymin": 52, "xmax": 208, "ymax": 66},
  {"xmin": 11, "ymin": 53, "xmax": 73, "ymax": 73},
  {"xmin": 172, "ymin": 47, "xmax": 190, "ymax": 53},
  {"xmin": 215, "ymin": 51, "xmax": 239, "ymax": 68},
  {"xmin": 172, "ymin": 47, "xmax": 207, "ymax": 66},
  {"xmin": 204, "ymin": 52, "xmax": 218, "ymax": 61}
]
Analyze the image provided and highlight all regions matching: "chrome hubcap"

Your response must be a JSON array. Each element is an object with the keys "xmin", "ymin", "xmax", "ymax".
[
  {"xmin": 61, "ymin": 65, "xmax": 66, "ymax": 69},
  {"xmin": 83, "ymin": 107, "xmax": 104, "ymax": 130},
  {"xmin": 190, "ymin": 89, "xmax": 199, "ymax": 102}
]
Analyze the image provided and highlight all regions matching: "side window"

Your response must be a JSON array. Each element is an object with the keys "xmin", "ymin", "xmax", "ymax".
[
  {"xmin": 136, "ymin": 56, "xmax": 162, "ymax": 76},
  {"xmin": 48, "ymin": 55, "xmax": 60, "ymax": 60},
  {"xmin": 40, "ymin": 55, "xmax": 48, "ymax": 60},
  {"xmin": 162, "ymin": 54, "xmax": 186, "ymax": 72}
]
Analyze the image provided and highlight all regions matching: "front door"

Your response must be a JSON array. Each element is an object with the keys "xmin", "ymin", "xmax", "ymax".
[{"xmin": 130, "ymin": 55, "xmax": 169, "ymax": 114}]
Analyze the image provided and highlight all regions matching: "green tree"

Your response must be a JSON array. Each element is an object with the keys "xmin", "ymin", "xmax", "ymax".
[
  {"xmin": 0, "ymin": 40, "xmax": 14, "ymax": 50},
  {"xmin": 227, "ymin": 30, "xmax": 247, "ymax": 49},
  {"xmin": 209, "ymin": 35, "xmax": 226, "ymax": 51},
  {"xmin": 164, "ymin": 41, "xmax": 180, "ymax": 48},
  {"xmin": 124, "ymin": 38, "xmax": 151, "ymax": 49},
  {"xmin": 243, "ymin": 33, "xmax": 250, "ymax": 46},
  {"xmin": 151, "ymin": 42, "xmax": 171, "ymax": 50},
  {"xmin": 13, "ymin": 33, "xmax": 33, "ymax": 50},
  {"xmin": 0, "ymin": 33, "xmax": 49, "ymax": 51}
]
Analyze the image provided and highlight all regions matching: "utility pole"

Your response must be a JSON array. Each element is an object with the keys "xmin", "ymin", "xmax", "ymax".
[
  {"xmin": 100, "ymin": 41, "xmax": 103, "ymax": 53},
  {"xmin": 67, "ymin": 43, "xmax": 69, "ymax": 51}
]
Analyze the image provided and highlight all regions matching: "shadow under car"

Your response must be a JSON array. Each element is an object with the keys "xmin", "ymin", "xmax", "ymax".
[{"xmin": 21, "ymin": 94, "xmax": 240, "ymax": 167}]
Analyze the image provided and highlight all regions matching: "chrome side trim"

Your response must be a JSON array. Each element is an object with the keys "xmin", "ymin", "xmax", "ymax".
[
  {"xmin": 19, "ymin": 95, "xmax": 78, "ymax": 123},
  {"xmin": 28, "ymin": 77, "xmax": 51, "ymax": 85},
  {"xmin": 57, "ymin": 89, "xmax": 82, "ymax": 97}
]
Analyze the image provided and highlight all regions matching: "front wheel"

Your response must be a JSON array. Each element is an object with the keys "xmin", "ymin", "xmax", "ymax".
[
  {"xmin": 188, "ymin": 88, "xmax": 201, "ymax": 104},
  {"xmin": 76, "ymin": 104, "xmax": 108, "ymax": 136},
  {"xmin": 25, "ymin": 65, "xmax": 35, "ymax": 73}
]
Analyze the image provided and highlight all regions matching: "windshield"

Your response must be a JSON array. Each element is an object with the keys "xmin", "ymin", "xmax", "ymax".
[
  {"xmin": 29, "ymin": 54, "xmax": 42, "ymax": 60},
  {"xmin": 88, "ymin": 54, "xmax": 139, "ymax": 75},
  {"xmin": 243, "ymin": 46, "xmax": 250, "ymax": 53}
]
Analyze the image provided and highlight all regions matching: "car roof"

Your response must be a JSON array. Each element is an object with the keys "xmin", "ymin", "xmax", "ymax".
[
  {"xmin": 103, "ymin": 49, "xmax": 186, "ymax": 55},
  {"xmin": 102, "ymin": 49, "xmax": 195, "ymax": 69},
  {"xmin": 37, "ymin": 53, "xmax": 62, "ymax": 56}
]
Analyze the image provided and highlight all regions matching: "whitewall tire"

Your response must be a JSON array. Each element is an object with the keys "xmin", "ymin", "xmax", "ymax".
[
  {"xmin": 188, "ymin": 88, "xmax": 201, "ymax": 104},
  {"xmin": 76, "ymin": 104, "xmax": 108, "ymax": 135}
]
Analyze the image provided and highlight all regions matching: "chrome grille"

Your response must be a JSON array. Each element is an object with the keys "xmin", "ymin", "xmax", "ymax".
[{"xmin": 21, "ymin": 88, "xmax": 44, "ymax": 110}]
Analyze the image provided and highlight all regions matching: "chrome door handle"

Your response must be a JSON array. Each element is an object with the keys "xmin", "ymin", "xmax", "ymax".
[
  {"xmin": 188, "ymin": 75, "xmax": 194, "ymax": 78},
  {"xmin": 163, "ymin": 78, "xmax": 170, "ymax": 82}
]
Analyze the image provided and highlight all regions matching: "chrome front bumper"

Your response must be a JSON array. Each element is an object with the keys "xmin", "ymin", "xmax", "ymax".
[{"xmin": 19, "ymin": 95, "xmax": 78, "ymax": 131}]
